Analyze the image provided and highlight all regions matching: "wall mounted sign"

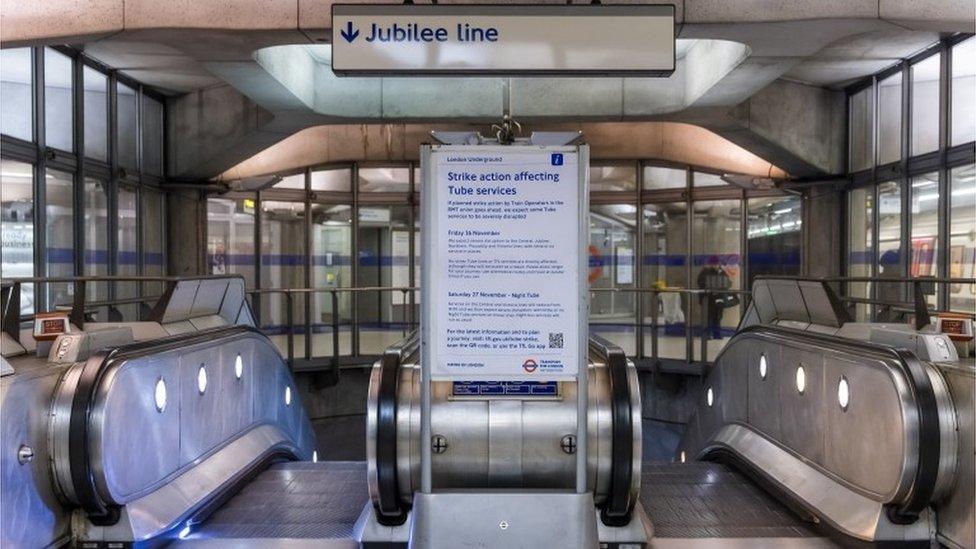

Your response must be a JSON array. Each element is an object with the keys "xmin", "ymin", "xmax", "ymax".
[{"xmin": 331, "ymin": 4, "xmax": 675, "ymax": 76}]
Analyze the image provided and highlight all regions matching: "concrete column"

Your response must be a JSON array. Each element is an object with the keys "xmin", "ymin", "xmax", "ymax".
[
  {"xmin": 802, "ymin": 187, "xmax": 843, "ymax": 278},
  {"xmin": 167, "ymin": 189, "xmax": 206, "ymax": 276}
]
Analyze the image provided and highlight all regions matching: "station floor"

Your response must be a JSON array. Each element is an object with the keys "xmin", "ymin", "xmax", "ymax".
[{"xmin": 267, "ymin": 330, "xmax": 734, "ymax": 363}]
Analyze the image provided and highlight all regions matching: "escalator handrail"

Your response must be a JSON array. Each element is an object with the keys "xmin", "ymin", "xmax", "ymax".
[
  {"xmin": 373, "ymin": 330, "xmax": 418, "ymax": 525},
  {"xmin": 66, "ymin": 325, "xmax": 279, "ymax": 525},
  {"xmin": 588, "ymin": 334, "xmax": 636, "ymax": 526},
  {"xmin": 709, "ymin": 324, "xmax": 941, "ymax": 520}
]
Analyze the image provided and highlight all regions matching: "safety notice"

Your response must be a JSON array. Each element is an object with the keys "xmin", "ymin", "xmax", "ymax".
[{"xmin": 426, "ymin": 147, "xmax": 582, "ymax": 380}]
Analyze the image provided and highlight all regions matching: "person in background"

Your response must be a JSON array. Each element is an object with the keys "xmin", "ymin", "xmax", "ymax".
[
  {"xmin": 877, "ymin": 249, "xmax": 903, "ymax": 322},
  {"xmin": 697, "ymin": 255, "xmax": 734, "ymax": 339}
]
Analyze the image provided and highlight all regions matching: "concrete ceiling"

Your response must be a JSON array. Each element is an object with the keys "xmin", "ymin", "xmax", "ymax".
[
  {"xmin": 4, "ymin": 0, "xmax": 972, "ymax": 179},
  {"xmin": 783, "ymin": 29, "xmax": 944, "ymax": 88}
]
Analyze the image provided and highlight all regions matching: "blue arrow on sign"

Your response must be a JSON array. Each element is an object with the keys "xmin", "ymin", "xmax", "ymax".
[{"xmin": 340, "ymin": 21, "xmax": 360, "ymax": 43}]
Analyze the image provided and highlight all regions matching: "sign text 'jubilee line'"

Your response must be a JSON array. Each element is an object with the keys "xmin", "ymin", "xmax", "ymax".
[{"xmin": 340, "ymin": 22, "xmax": 500, "ymax": 44}]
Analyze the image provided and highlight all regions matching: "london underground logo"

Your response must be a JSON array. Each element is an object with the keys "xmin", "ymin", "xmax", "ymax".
[{"xmin": 522, "ymin": 359, "xmax": 538, "ymax": 373}]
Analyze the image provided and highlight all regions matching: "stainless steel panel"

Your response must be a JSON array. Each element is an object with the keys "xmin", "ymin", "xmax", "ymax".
[
  {"xmin": 190, "ymin": 279, "xmax": 230, "ymax": 318},
  {"xmin": 746, "ymin": 344, "xmax": 782, "ymax": 440},
  {"xmin": 935, "ymin": 363, "xmax": 975, "ymax": 549},
  {"xmin": 161, "ymin": 280, "xmax": 201, "ymax": 324},
  {"xmin": 799, "ymin": 281, "xmax": 842, "ymax": 328},
  {"xmin": 0, "ymin": 366, "xmax": 71, "ymax": 549},
  {"xmin": 824, "ymin": 356, "xmax": 906, "ymax": 499},
  {"xmin": 409, "ymin": 491, "xmax": 599, "ymax": 549},
  {"xmin": 48, "ymin": 329, "xmax": 315, "ymax": 543},
  {"xmin": 95, "ymin": 353, "xmax": 182, "ymax": 501},
  {"xmin": 677, "ymin": 328, "xmax": 950, "ymax": 542},
  {"xmin": 86, "ymin": 424, "xmax": 303, "ymax": 543},
  {"xmin": 767, "ymin": 280, "xmax": 808, "ymax": 323},
  {"xmin": 370, "ymin": 356, "xmax": 637, "ymax": 505},
  {"xmin": 700, "ymin": 424, "xmax": 931, "ymax": 542}
]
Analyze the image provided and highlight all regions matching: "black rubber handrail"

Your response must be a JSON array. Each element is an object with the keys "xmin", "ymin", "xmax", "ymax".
[
  {"xmin": 710, "ymin": 324, "xmax": 942, "ymax": 521},
  {"xmin": 67, "ymin": 325, "xmax": 274, "ymax": 524},
  {"xmin": 373, "ymin": 331, "xmax": 419, "ymax": 526},
  {"xmin": 588, "ymin": 334, "xmax": 636, "ymax": 526}
]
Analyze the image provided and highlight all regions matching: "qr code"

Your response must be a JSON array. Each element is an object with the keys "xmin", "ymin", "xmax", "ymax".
[{"xmin": 548, "ymin": 332, "xmax": 564, "ymax": 349}]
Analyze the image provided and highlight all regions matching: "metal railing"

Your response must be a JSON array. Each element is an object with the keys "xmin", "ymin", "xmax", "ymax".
[
  {"xmin": 0, "ymin": 275, "xmax": 227, "ymax": 341},
  {"xmin": 768, "ymin": 275, "xmax": 976, "ymax": 328},
  {"xmin": 4, "ymin": 275, "xmax": 973, "ymax": 375},
  {"xmin": 245, "ymin": 286, "xmax": 419, "ymax": 372},
  {"xmin": 589, "ymin": 286, "xmax": 751, "ymax": 367}
]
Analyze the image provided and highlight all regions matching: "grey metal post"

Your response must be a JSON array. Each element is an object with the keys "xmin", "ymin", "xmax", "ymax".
[
  {"xmin": 576, "ymin": 144, "xmax": 590, "ymax": 493},
  {"xmin": 419, "ymin": 145, "xmax": 433, "ymax": 494}
]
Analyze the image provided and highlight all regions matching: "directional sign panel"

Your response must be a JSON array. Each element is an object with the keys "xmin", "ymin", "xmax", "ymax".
[{"xmin": 331, "ymin": 5, "xmax": 675, "ymax": 76}]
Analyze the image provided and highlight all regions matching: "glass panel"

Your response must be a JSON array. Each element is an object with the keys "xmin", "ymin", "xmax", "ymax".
[
  {"xmin": 589, "ymin": 204, "xmax": 638, "ymax": 355},
  {"xmin": 849, "ymin": 86, "xmax": 874, "ymax": 171},
  {"xmin": 311, "ymin": 168, "xmax": 351, "ymax": 191},
  {"xmin": 274, "ymin": 173, "xmax": 305, "ymax": 189},
  {"xmin": 117, "ymin": 187, "xmax": 139, "ymax": 319},
  {"xmin": 951, "ymin": 37, "xmax": 976, "ymax": 146},
  {"xmin": 206, "ymin": 196, "xmax": 255, "ymax": 288},
  {"xmin": 117, "ymin": 83, "xmax": 138, "ymax": 172},
  {"xmin": 83, "ymin": 67, "xmax": 108, "ymax": 161},
  {"xmin": 260, "ymin": 200, "xmax": 306, "ymax": 348},
  {"xmin": 911, "ymin": 54, "xmax": 941, "ymax": 156},
  {"xmin": 356, "ymin": 205, "xmax": 411, "ymax": 354},
  {"xmin": 142, "ymin": 190, "xmax": 165, "ymax": 297},
  {"xmin": 746, "ymin": 195, "xmax": 801, "ymax": 286},
  {"xmin": 949, "ymin": 164, "xmax": 975, "ymax": 312},
  {"xmin": 878, "ymin": 72, "xmax": 903, "ymax": 165},
  {"xmin": 142, "ymin": 95, "xmax": 164, "ymax": 176},
  {"xmin": 643, "ymin": 165, "xmax": 686, "ymax": 190},
  {"xmin": 590, "ymin": 164, "xmax": 636, "ymax": 192},
  {"xmin": 1, "ymin": 48, "xmax": 33, "ymax": 142},
  {"xmin": 877, "ymin": 180, "xmax": 904, "ymax": 320},
  {"xmin": 359, "ymin": 167, "xmax": 409, "ymax": 192},
  {"xmin": 692, "ymin": 199, "xmax": 741, "ymax": 360},
  {"xmin": 44, "ymin": 48, "xmax": 74, "ymax": 152},
  {"xmin": 642, "ymin": 202, "xmax": 687, "ymax": 360},
  {"xmin": 45, "ymin": 169, "xmax": 74, "ymax": 310},
  {"xmin": 910, "ymin": 172, "xmax": 940, "ymax": 306},
  {"xmin": 693, "ymin": 171, "xmax": 726, "ymax": 187},
  {"xmin": 847, "ymin": 186, "xmax": 874, "ymax": 320},
  {"xmin": 83, "ymin": 177, "xmax": 109, "ymax": 312},
  {"xmin": 1, "ymin": 160, "xmax": 35, "ymax": 314},
  {"xmin": 311, "ymin": 204, "xmax": 353, "ymax": 356}
]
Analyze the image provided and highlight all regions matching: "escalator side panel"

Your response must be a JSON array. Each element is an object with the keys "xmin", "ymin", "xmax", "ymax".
[
  {"xmin": 54, "ymin": 327, "xmax": 315, "ymax": 543},
  {"xmin": 934, "ymin": 364, "xmax": 975, "ymax": 549},
  {"xmin": 677, "ymin": 327, "xmax": 947, "ymax": 542}
]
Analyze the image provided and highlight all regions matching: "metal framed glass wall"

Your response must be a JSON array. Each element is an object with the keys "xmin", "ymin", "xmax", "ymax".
[
  {"xmin": 220, "ymin": 160, "xmax": 802, "ymax": 364},
  {"xmin": 845, "ymin": 34, "xmax": 976, "ymax": 319},
  {"xmin": 0, "ymin": 46, "xmax": 167, "ymax": 317}
]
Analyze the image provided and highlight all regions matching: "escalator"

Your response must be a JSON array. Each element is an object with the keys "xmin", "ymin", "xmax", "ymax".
[{"xmin": 2, "ymin": 304, "xmax": 970, "ymax": 547}]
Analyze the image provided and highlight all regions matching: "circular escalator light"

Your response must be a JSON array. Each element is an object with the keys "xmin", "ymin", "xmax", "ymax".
[
  {"xmin": 706, "ymin": 387, "xmax": 714, "ymax": 407},
  {"xmin": 154, "ymin": 377, "xmax": 167, "ymax": 412},
  {"xmin": 838, "ymin": 376, "xmax": 850, "ymax": 411},
  {"xmin": 197, "ymin": 365, "xmax": 208, "ymax": 395},
  {"xmin": 285, "ymin": 386, "xmax": 292, "ymax": 406},
  {"xmin": 759, "ymin": 354, "xmax": 767, "ymax": 380},
  {"xmin": 312, "ymin": 450, "xmax": 318, "ymax": 463},
  {"xmin": 795, "ymin": 365, "xmax": 806, "ymax": 395},
  {"xmin": 234, "ymin": 354, "xmax": 244, "ymax": 380}
]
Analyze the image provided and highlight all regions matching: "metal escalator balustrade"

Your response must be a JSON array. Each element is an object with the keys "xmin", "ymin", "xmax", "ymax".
[
  {"xmin": 47, "ymin": 325, "xmax": 315, "ymax": 544},
  {"xmin": 678, "ymin": 324, "xmax": 958, "ymax": 542},
  {"xmin": 364, "ymin": 331, "xmax": 644, "ymax": 532}
]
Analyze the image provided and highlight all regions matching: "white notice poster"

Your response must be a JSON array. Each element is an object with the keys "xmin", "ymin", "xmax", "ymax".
[{"xmin": 427, "ymin": 147, "xmax": 583, "ymax": 380}]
